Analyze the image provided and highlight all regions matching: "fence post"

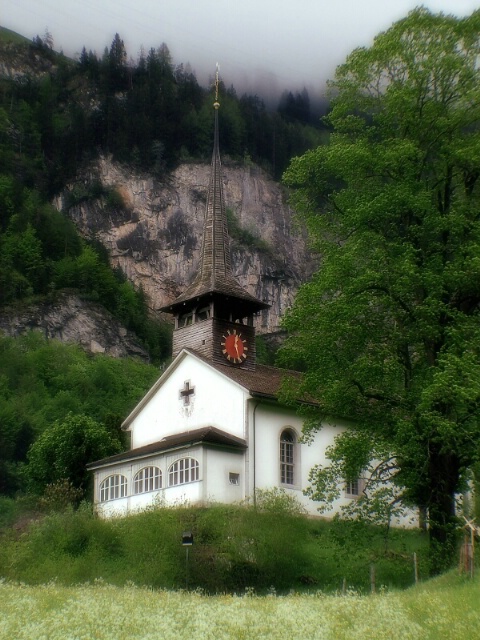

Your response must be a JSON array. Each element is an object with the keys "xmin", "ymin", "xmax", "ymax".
[
  {"xmin": 470, "ymin": 527, "xmax": 475, "ymax": 579},
  {"xmin": 413, "ymin": 552, "xmax": 418, "ymax": 585}
]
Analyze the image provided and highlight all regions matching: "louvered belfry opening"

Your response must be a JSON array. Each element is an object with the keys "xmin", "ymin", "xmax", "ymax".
[{"xmin": 160, "ymin": 74, "xmax": 269, "ymax": 368}]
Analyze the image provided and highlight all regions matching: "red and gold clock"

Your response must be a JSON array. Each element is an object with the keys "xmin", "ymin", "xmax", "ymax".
[{"xmin": 221, "ymin": 330, "xmax": 248, "ymax": 364}]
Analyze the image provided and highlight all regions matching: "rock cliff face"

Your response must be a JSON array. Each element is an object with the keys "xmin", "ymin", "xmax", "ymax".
[
  {"xmin": 0, "ymin": 40, "xmax": 56, "ymax": 80},
  {"xmin": 0, "ymin": 293, "xmax": 149, "ymax": 360},
  {"xmin": 56, "ymin": 157, "xmax": 315, "ymax": 334}
]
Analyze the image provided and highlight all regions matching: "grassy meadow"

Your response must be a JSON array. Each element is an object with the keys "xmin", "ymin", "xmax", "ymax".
[
  {"xmin": 0, "ymin": 500, "xmax": 431, "ymax": 593},
  {"xmin": 0, "ymin": 573, "xmax": 479, "ymax": 640},
  {"xmin": 1, "ymin": 499, "xmax": 477, "ymax": 638}
]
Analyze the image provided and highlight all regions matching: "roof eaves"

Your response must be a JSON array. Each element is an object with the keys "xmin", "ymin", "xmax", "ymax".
[
  {"xmin": 87, "ymin": 441, "xmax": 195, "ymax": 470},
  {"xmin": 88, "ymin": 426, "xmax": 247, "ymax": 470}
]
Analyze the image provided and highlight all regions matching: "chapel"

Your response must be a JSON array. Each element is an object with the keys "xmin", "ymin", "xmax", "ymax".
[{"xmin": 87, "ymin": 73, "xmax": 354, "ymax": 518}]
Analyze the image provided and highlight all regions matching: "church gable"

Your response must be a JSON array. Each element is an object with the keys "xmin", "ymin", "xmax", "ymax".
[{"xmin": 125, "ymin": 350, "xmax": 250, "ymax": 449}]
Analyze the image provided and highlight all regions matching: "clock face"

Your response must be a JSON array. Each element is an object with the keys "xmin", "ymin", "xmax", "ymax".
[{"xmin": 221, "ymin": 330, "xmax": 248, "ymax": 364}]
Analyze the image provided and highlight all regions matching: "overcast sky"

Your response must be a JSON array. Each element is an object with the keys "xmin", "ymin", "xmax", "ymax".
[{"xmin": 2, "ymin": 0, "xmax": 479, "ymax": 98}]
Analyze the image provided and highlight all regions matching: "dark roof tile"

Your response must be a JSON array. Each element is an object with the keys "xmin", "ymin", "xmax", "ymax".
[
  {"xmin": 87, "ymin": 426, "xmax": 246, "ymax": 470},
  {"xmin": 186, "ymin": 348, "xmax": 309, "ymax": 402}
]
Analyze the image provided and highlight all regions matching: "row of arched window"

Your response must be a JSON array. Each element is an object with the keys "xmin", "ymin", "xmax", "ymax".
[
  {"xmin": 99, "ymin": 430, "xmax": 298, "ymax": 503},
  {"xmin": 99, "ymin": 457, "xmax": 199, "ymax": 502}
]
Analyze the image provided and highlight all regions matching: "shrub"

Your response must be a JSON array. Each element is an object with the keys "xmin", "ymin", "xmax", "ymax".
[
  {"xmin": 0, "ymin": 503, "xmax": 429, "ymax": 592},
  {"xmin": 105, "ymin": 187, "xmax": 126, "ymax": 211},
  {"xmin": 38, "ymin": 479, "xmax": 84, "ymax": 512},
  {"xmin": 254, "ymin": 487, "xmax": 307, "ymax": 516},
  {"xmin": 226, "ymin": 207, "xmax": 272, "ymax": 254}
]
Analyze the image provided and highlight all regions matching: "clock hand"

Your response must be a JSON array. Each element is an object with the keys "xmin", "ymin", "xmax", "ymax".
[{"xmin": 234, "ymin": 335, "xmax": 239, "ymax": 357}]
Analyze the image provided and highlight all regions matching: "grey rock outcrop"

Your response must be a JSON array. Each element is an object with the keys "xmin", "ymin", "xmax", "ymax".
[
  {"xmin": 0, "ymin": 40, "xmax": 55, "ymax": 80},
  {"xmin": 0, "ymin": 293, "xmax": 149, "ymax": 360},
  {"xmin": 56, "ymin": 157, "xmax": 315, "ymax": 334}
]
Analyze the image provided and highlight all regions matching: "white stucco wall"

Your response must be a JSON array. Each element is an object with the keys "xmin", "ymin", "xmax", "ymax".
[
  {"xmin": 93, "ymin": 376, "xmax": 359, "ymax": 519},
  {"xmin": 247, "ymin": 400, "xmax": 356, "ymax": 517},
  {"xmin": 127, "ymin": 354, "xmax": 249, "ymax": 448},
  {"xmin": 92, "ymin": 354, "xmax": 414, "ymax": 524},
  {"xmin": 203, "ymin": 448, "xmax": 245, "ymax": 504}
]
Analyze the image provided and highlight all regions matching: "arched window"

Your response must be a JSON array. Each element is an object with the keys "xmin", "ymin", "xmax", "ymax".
[
  {"xmin": 100, "ymin": 474, "xmax": 127, "ymax": 502},
  {"xmin": 280, "ymin": 430, "xmax": 295, "ymax": 485},
  {"xmin": 134, "ymin": 466, "xmax": 162, "ymax": 494},
  {"xmin": 168, "ymin": 457, "xmax": 199, "ymax": 486}
]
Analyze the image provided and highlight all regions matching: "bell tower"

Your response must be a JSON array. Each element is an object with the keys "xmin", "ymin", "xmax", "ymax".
[{"xmin": 160, "ymin": 66, "xmax": 269, "ymax": 370}]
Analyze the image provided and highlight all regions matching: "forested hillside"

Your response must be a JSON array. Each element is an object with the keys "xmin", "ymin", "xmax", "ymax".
[
  {"xmin": 0, "ymin": 28, "xmax": 326, "ymax": 353},
  {"xmin": 0, "ymin": 332, "xmax": 160, "ymax": 495}
]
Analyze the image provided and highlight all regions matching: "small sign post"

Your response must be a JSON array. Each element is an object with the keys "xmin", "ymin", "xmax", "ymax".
[{"xmin": 182, "ymin": 531, "xmax": 193, "ymax": 590}]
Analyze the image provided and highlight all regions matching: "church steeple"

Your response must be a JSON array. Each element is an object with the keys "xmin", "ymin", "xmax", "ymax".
[{"xmin": 161, "ymin": 66, "xmax": 269, "ymax": 368}]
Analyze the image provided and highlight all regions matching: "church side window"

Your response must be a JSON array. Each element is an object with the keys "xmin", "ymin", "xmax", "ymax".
[
  {"xmin": 280, "ymin": 430, "xmax": 295, "ymax": 485},
  {"xmin": 168, "ymin": 457, "xmax": 199, "ymax": 486},
  {"xmin": 345, "ymin": 478, "xmax": 363, "ymax": 498},
  {"xmin": 100, "ymin": 474, "xmax": 127, "ymax": 502},
  {"xmin": 134, "ymin": 466, "xmax": 162, "ymax": 494}
]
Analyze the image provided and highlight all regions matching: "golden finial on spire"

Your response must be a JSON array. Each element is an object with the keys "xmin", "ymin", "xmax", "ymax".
[{"xmin": 214, "ymin": 63, "xmax": 220, "ymax": 109}]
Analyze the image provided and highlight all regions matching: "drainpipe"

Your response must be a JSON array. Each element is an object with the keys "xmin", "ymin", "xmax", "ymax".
[{"xmin": 252, "ymin": 400, "xmax": 261, "ymax": 509}]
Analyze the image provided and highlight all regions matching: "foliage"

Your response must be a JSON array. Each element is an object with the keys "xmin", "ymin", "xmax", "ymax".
[
  {"xmin": 184, "ymin": 503, "xmax": 310, "ymax": 591},
  {"xmin": 253, "ymin": 487, "xmax": 307, "ymax": 516},
  {"xmin": 0, "ymin": 495, "xmax": 40, "ymax": 529},
  {"xmin": 0, "ymin": 29, "xmax": 324, "ymax": 193},
  {"xmin": 281, "ymin": 8, "xmax": 480, "ymax": 574},
  {"xmin": 226, "ymin": 207, "xmax": 272, "ymax": 254},
  {"xmin": 1, "ymin": 573, "xmax": 480, "ymax": 640},
  {"xmin": 26, "ymin": 414, "xmax": 123, "ymax": 496},
  {"xmin": 0, "ymin": 174, "xmax": 172, "ymax": 361},
  {"xmin": 0, "ymin": 177, "xmax": 81, "ymax": 303},
  {"xmin": 306, "ymin": 440, "xmax": 412, "ymax": 545},
  {"xmin": 255, "ymin": 334, "xmax": 279, "ymax": 366},
  {"xmin": 0, "ymin": 333, "xmax": 159, "ymax": 495},
  {"xmin": 63, "ymin": 179, "xmax": 106, "ymax": 209},
  {"xmin": 38, "ymin": 479, "xmax": 87, "ymax": 512},
  {"xmin": 0, "ymin": 503, "xmax": 428, "ymax": 593}
]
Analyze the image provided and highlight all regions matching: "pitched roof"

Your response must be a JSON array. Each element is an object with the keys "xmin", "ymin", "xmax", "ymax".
[
  {"xmin": 87, "ymin": 426, "xmax": 246, "ymax": 470},
  {"xmin": 193, "ymin": 350, "xmax": 304, "ymax": 400},
  {"xmin": 120, "ymin": 348, "xmax": 313, "ymax": 431}
]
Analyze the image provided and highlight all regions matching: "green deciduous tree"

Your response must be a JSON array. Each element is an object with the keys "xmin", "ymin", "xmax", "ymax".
[
  {"xmin": 281, "ymin": 8, "xmax": 480, "ymax": 573},
  {"xmin": 27, "ymin": 413, "xmax": 123, "ymax": 497}
]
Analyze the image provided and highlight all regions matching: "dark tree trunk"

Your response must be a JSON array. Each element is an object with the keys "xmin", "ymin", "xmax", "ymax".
[{"xmin": 428, "ymin": 447, "xmax": 460, "ymax": 575}]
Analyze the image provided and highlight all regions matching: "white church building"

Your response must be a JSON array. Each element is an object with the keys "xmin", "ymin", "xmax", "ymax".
[
  {"xmin": 87, "ymin": 79, "xmax": 357, "ymax": 519},
  {"xmin": 88, "ymin": 347, "xmax": 357, "ymax": 518}
]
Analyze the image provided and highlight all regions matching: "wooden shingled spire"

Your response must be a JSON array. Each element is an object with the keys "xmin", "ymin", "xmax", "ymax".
[
  {"xmin": 161, "ymin": 65, "xmax": 269, "ymax": 318},
  {"xmin": 194, "ymin": 64, "xmax": 234, "ymax": 294}
]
